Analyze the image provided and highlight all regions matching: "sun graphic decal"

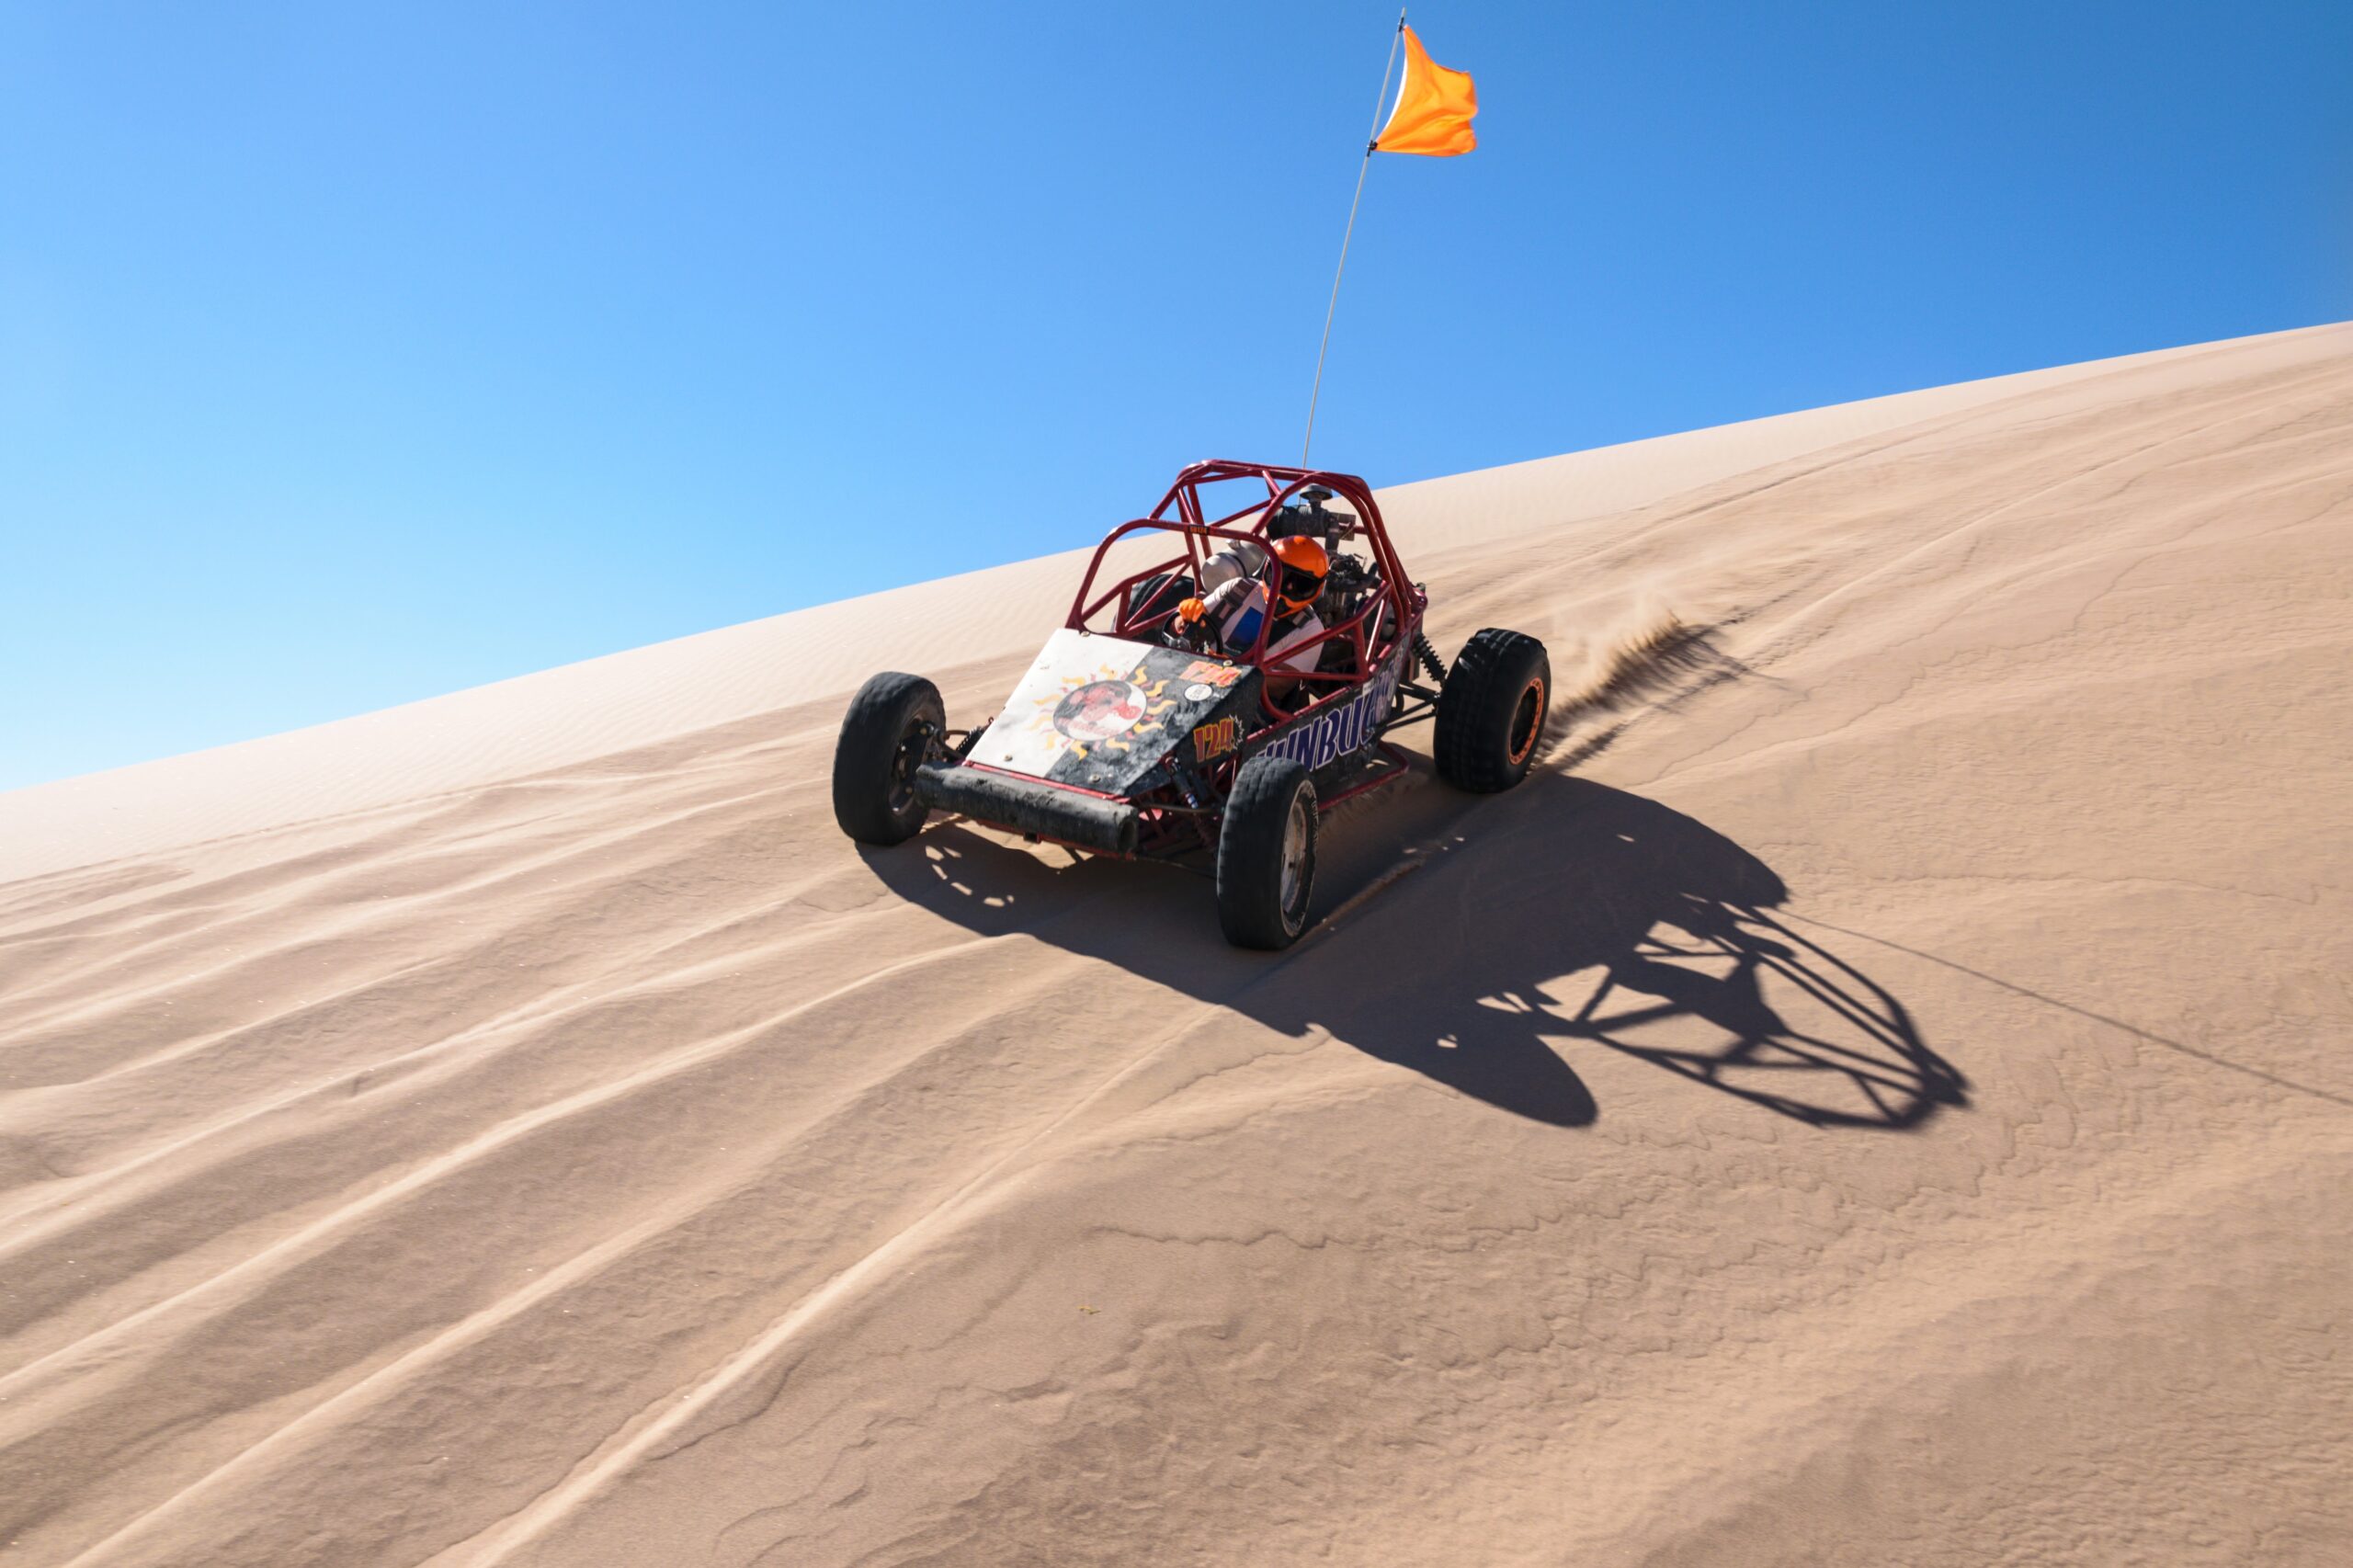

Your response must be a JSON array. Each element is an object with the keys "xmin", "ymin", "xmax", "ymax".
[
  {"xmin": 1051, "ymin": 679, "xmax": 1146, "ymax": 743},
  {"xmin": 978, "ymin": 631, "xmax": 1240, "ymax": 782}
]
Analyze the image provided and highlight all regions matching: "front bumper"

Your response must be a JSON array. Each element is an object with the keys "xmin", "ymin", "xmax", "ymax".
[{"xmin": 914, "ymin": 763, "xmax": 1142, "ymax": 857}]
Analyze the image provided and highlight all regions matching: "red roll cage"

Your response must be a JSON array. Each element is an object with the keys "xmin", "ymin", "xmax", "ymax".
[{"xmin": 1066, "ymin": 460, "xmax": 1420, "ymax": 723}]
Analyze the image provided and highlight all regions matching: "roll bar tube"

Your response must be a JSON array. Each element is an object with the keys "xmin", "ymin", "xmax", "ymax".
[{"xmin": 1064, "ymin": 460, "xmax": 1420, "ymax": 729}]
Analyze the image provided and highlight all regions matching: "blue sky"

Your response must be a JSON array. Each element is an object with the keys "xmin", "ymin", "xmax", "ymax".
[{"xmin": 4, "ymin": 1, "xmax": 2347, "ymax": 791}]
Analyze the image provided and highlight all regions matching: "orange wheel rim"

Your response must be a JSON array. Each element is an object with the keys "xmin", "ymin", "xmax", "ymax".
[{"xmin": 1507, "ymin": 677, "xmax": 1545, "ymax": 765}]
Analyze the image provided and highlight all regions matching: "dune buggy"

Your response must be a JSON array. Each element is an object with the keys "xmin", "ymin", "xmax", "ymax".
[{"xmin": 832, "ymin": 460, "xmax": 1550, "ymax": 949}]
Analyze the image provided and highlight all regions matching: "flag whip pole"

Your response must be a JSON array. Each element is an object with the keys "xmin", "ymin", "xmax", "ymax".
[{"xmin": 1302, "ymin": 8, "xmax": 1406, "ymax": 466}]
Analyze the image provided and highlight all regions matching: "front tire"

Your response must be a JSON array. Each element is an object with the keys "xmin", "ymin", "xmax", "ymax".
[
  {"xmin": 1216, "ymin": 756, "xmax": 1318, "ymax": 949},
  {"xmin": 833, "ymin": 672, "xmax": 945, "ymax": 846},
  {"xmin": 1433, "ymin": 629, "xmax": 1550, "ymax": 793}
]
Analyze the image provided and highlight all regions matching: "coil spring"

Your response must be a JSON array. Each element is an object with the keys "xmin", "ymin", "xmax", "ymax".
[{"xmin": 1413, "ymin": 631, "xmax": 1447, "ymax": 684}]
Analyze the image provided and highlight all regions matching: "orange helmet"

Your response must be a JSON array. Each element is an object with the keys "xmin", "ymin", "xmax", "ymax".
[{"xmin": 1269, "ymin": 534, "xmax": 1329, "ymax": 609}]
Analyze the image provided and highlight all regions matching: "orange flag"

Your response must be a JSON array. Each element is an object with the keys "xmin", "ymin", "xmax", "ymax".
[{"xmin": 1372, "ymin": 25, "xmax": 1477, "ymax": 156}]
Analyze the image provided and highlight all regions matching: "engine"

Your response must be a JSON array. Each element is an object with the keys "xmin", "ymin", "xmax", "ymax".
[{"xmin": 1270, "ymin": 486, "xmax": 1381, "ymax": 626}]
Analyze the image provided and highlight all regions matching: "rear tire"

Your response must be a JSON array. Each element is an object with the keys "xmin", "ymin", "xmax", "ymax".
[
  {"xmin": 1433, "ymin": 629, "xmax": 1550, "ymax": 793},
  {"xmin": 1216, "ymin": 756, "xmax": 1318, "ymax": 949},
  {"xmin": 833, "ymin": 672, "xmax": 945, "ymax": 846}
]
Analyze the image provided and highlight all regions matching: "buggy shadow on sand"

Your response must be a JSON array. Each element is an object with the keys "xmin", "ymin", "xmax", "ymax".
[{"xmin": 863, "ymin": 772, "xmax": 1969, "ymax": 1131}]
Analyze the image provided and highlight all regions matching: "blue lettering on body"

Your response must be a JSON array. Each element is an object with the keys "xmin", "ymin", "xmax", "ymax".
[{"xmin": 1256, "ymin": 642, "xmax": 1407, "ymax": 771}]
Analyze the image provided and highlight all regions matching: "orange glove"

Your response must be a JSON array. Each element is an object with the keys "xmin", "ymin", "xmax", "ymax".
[{"xmin": 1176, "ymin": 597, "xmax": 1208, "ymax": 625}]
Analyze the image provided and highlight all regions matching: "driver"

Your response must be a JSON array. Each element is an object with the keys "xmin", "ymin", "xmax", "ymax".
[{"xmin": 1173, "ymin": 535, "xmax": 1328, "ymax": 677}]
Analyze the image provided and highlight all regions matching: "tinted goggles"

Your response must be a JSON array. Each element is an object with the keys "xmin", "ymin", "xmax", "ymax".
[{"xmin": 1277, "ymin": 563, "xmax": 1324, "ymax": 604}]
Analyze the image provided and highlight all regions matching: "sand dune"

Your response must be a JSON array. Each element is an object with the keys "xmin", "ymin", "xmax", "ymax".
[
  {"xmin": 10, "ymin": 326, "xmax": 2339, "ymax": 888},
  {"xmin": 2, "ymin": 323, "xmax": 2348, "ymax": 1565}
]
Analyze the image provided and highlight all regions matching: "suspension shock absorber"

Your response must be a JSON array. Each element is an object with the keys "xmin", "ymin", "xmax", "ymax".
[
  {"xmin": 1165, "ymin": 749, "xmax": 1211, "ymax": 812},
  {"xmin": 1413, "ymin": 629, "xmax": 1447, "ymax": 684}
]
